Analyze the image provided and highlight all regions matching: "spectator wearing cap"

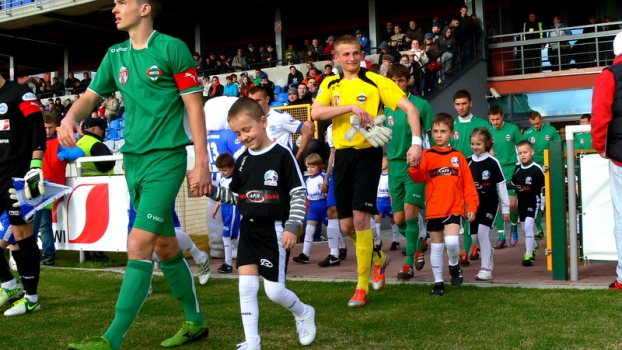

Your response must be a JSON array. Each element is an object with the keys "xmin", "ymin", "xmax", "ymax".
[
  {"xmin": 323, "ymin": 36, "xmax": 336, "ymax": 60},
  {"xmin": 380, "ymin": 54, "xmax": 394, "ymax": 76},
  {"xmin": 246, "ymin": 44, "xmax": 262, "ymax": 69},
  {"xmin": 285, "ymin": 87, "xmax": 302, "ymax": 106},
  {"xmin": 356, "ymin": 30, "xmax": 370, "ymax": 55},
  {"xmin": 285, "ymin": 44, "xmax": 298, "ymax": 64},
  {"xmin": 68, "ymin": 117, "xmax": 115, "ymax": 176},
  {"xmin": 405, "ymin": 20, "xmax": 425, "ymax": 47},
  {"xmin": 232, "ymin": 48, "xmax": 246, "ymax": 72},
  {"xmin": 193, "ymin": 52, "xmax": 205, "ymax": 72},
  {"xmin": 217, "ymin": 52, "xmax": 231, "ymax": 73},
  {"xmin": 309, "ymin": 38, "xmax": 324, "ymax": 61},
  {"xmin": 423, "ymin": 33, "xmax": 441, "ymax": 92},
  {"xmin": 287, "ymin": 66, "xmax": 304, "ymax": 88},
  {"xmin": 431, "ymin": 22, "xmax": 443, "ymax": 40},
  {"xmin": 258, "ymin": 73, "xmax": 275, "ymax": 102}
]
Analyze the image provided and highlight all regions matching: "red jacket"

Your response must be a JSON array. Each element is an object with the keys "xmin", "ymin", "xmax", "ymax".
[
  {"xmin": 43, "ymin": 135, "xmax": 68, "ymax": 185},
  {"xmin": 592, "ymin": 54, "xmax": 622, "ymax": 167},
  {"xmin": 409, "ymin": 146, "xmax": 479, "ymax": 219}
]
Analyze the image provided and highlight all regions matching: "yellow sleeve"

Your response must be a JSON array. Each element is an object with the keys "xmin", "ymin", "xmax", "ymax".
[
  {"xmin": 374, "ymin": 73, "xmax": 405, "ymax": 111},
  {"xmin": 315, "ymin": 75, "xmax": 336, "ymax": 106}
]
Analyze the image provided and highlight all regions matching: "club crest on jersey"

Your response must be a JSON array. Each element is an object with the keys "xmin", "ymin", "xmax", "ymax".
[
  {"xmin": 0, "ymin": 119, "xmax": 9, "ymax": 130},
  {"xmin": 264, "ymin": 170, "xmax": 278, "ymax": 186},
  {"xmin": 388, "ymin": 116, "xmax": 394, "ymax": 126},
  {"xmin": 269, "ymin": 125, "xmax": 277, "ymax": 132},
  {"xmin": 453, "ymin": 131, "xmax": 459, "ymax": 140},
  {"xmin": 451, "ymin": 156, "xmax": 459, "ymax": 167},
  {"xmin": 505, "ymin": 134, "xmax": 511, "ymax": 141},
  {"xmin": 580, "ymin": 139, "xmax": 584, "ymax": 144},
  {"xmin": 525, "ymin": 176, "xmax": 532, "ymax": 185},
  {"xmin": 356, "ymin": 93, "xmax": 367, "ymax": 104},
  {"xmin": 333, "ymin": 93, "xmax": 340, "ymax": 106},
  {"xmin": 146, "ymin": 65, "xmax": 163, "ymax": 81},
  {"xmin": 119, "ymin": 66, "xmax": 129, "ymax": 85},
  {"xmin": 482, "ymin": 170, "xmax": 490, "ymax": 180},
  {"xmin": 0, "ymin": 103, "xmax": 7, "ymax": 115},
  {"xmin": 545, "ymin": 135, "xmax": 550, "ymax": 141},
  {"xmin": 530, "ymin": 137, "xmax": 536, "ymax": 143}
]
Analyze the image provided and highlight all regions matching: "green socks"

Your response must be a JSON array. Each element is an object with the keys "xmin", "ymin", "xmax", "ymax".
[
  {"xmin": 160, "ymin": 251, "xmax": 205, "ymax": 326},
  {"xmin": 536, "ymin": 209, "xmax": 544, "ymax": 232},
  {"xmin": 104, "ymin": 260, "xmax": 153, "ymax": 350},
  {"xmin": 404, "ymin": 218, "xmax": 420, "ymax": 266},
  {"xmin": 462, "ymin": 221, "xmax": 471, "ymax": 252},
  {"xmin": 397, "ymin": 222, "xmax": 407, "ymax": 237},
  {"xmin": 511, "ymin": 209, "xmax": 519, "ymax": 232}
]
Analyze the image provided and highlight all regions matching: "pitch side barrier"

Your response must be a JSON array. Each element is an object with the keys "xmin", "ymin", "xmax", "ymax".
[{"xmin": 545, "ymin": 125, "xmax": 616, "ymax": 282}]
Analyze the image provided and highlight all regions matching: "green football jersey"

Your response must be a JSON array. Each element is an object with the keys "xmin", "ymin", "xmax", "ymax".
[
  {"xmin": 522, "ymin": 124, "xmax": 561, "ymax": 166},
  {"xmin": 451, "ymin": 115, "xmax": 489, "ymax": 158},
  {"xmin": 384, "ymin": 93, "xmax": 434, "ymax": 161},
  {"xmin": 574, "ymin": 133, "xmax": 593, "ymax": 151},
  {"xmin": 88, "ymin": 31, "xmax": 201, "ymax": 155},
  {"xmin": 487, "ymin": 121, "xmax": 522, "ymax": 167}
]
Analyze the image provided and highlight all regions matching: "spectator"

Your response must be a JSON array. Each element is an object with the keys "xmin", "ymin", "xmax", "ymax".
[
  {"xmin": 231, "ymin": 48, "xmax": 246, "ymax": 71},
  {"xmin": 80, "ymin": 72, "xmax": 92, "ymax": 90},
  {"xmin": 104, "ymin": 93, "xmax": 120, "ymax": 122},
  {"xmin": 309, "ymin": 38, "xmax": 324, "ymax": 61},
  {"xmin": 204, "ymin": 52, "xmax": 219, "ymax": 74},
  {"xmin": 356, "ymin": 30, "xmax": 370, "ymax": 55},
  {"xmin": 438, "ymin": 26, "xmax": 457, "ymax": 81},
  {"xmin": 201, "ymin": 76, "xmax": 211, "ymax": 104},
  {"xmin": 259, "ymin": 46, "xmax": 269, "ymax": 68},
  {"xmin": 380, "ymin": 54, "xmax": 393, "ymax": 76},
  {"xmin": 298, "ymin": 83, "xmax": 313, "ymax": 104},
  {"xmin": 323, "ymin": 36, "xmax": 336, "ymax": 60},
  {"xmin": 306, "ymin": 78, "xmax": 319, "ymax": 95},
  {"xmin": 391, "ymin": 24, "xmax": 407, "ymax": 51},
  {"xmin": 217, "ymin": 52, "xmax": 231, "ymax": 73},
  {"xmin": 266, "ymin": 44, "xmax": 278, "ymax": 67},
  {"xmin": 522, "ymin": 12, "xmax": 544, "ymax": 73},
  {"xmin": 287, "ymin": 66, "xmax": 304, "ymax": 88},
  {"xmin": 65, "ymin": 72, "xmax": 79, "ymax": 94},
  {"xmin": 63, "ymin": 98, "xmax": 73, "ymax": 116},
  {"xmin": 573, "ymin": 15, "xmax": 598, "ymax": 68},
  {"xmin": 223, "ymin": 75, "xmax": 239, "ymax": 97},
  {"xmin": 323, "ymin": 64, "xmax": 336, "ymax": 77},
  {"xmin": 246, "ymin": 44, "xmax": 262, "ymax": 69},
  {"xmin": 405, "ymin": 20, "xmax": 425, "ymax": 47},
  {"xmin": 285, "ymin": 44, "xmax": 299, "ymax": 63},
  {"xmin": 60, "ymin": 117, "xmax": 115, "ymax": 175},
  {"xmin": 231, "ymin": 74, "xmax": 241, "ymax": 89},
  {"xmin": 590, "ymin": 33, "xmax": 622, "ymax": 291},
  {"xmin": 239, "ymin": 74, "xmax": 254, "ymax": 98},
  {"xmin": 193, "ymin": 52, "xmax": 205, "ymax": 73},
  {"xmin": 431, "ymin": 22, "xmax": 443, "ymax": 40},
  {"xmin": 51, "ymin": 77, "xmax": 64, "ymax": 93},
  {"xmin": 548, "ymin": 15, "xmax": 572, "ymax": 71},
  {"xmin": 207, "ymin": 76, "xmax": 224, "ymax": 100},
  {"xmin": 54, "ymin": 97, "xmax": 65, "ymax": 115},
  {"xmin": 303, "ymin": 68, "xmax": 322, "ymax": 86},
  {"xmin": 253, "ymin": 68, "xmax": 264, "ymax": 86},
  {"xmin": 327, "ymin": 59, "xmax": 339, "ymax": 74},
  {"xmin": 258, "ymin": 73, "xmax": 275, "ymax": 102},
  {"xmin": 381, "ymin": 21, "xmax": 395, "ymax": 44},
  {"xmin": 285, "ymin": 87, "xmax": 301, "ymax": 106},
  {"xmin": 457, "ymin": 5, "xmax": 475, "ymax": 64}
]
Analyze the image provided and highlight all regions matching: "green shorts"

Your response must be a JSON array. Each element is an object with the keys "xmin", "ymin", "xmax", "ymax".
[
  {"xmin": 124, "ymin": 149, "xmax": 187, "ymax": 236},
  {"xmin": 502, "ymin": 164, "xmax": 517, "ymax": 197},
  {"xmin": 388, "ymin": 159, "xmax": 426, "ymax": 212}
]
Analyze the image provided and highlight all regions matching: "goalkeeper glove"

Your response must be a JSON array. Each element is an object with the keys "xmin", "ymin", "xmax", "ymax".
[
  {"xmin": 348, "ymin": 114, "xmax": 393, "ymax": 147},
  {"xmin": 24, "ymin": 159, "xmax": 45, "ymax": 199}
]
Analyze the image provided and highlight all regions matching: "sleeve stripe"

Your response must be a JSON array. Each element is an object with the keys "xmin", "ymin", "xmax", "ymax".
[
  {"xmin": 20, "ymin": 101, "xmax": 40, "ymax": 117},
  {"xmin": 174, "ymin": 67, "xmax": 201, "ymax": 92}
]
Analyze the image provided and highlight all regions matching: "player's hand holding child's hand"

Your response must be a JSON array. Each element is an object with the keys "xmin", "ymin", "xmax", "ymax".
[
  {"xmin": 467, "ymin": 212, "xmax": 476, "ymax": 223},
  {"xmin": 502, "ymin": 213, "xmax": 510, "ymax": 222},
  {"xmin": 282, "ymin": 231, "xmax": 297, "ymax": 250}
]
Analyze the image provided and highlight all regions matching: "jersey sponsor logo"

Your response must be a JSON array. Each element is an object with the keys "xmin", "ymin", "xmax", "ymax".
[
  {"xmin": 0, "ymin": 103, "xmax": 8, "ymax": 115},
  {"xmin": 234, "ymin": 139, "xmax": 240, "ymax": 144},
  {"xmin": 8, "ymin": 210, "xmax": 20, "ymax": 216},
  {"xmin": 356, "ymin": 93, "xmax": 367, "ymax": 104},
  {"xmin": 260, "ymin": 258, "xmax": 273, "ymax": 268},
  {"xmin": 515, "ymin": 185, "xmax": 523, "ymax": 191},
  {"xmin": 110, "ymin": 47, "xmax": 128, "ymax": 53},
  {"xmin": 264, "ymin": 170, "xmax": 278, "ymax": 186},
  {"xmin": 451, "ymin": 156, "xmax": 459, "ymax": 167},
  {"xmin": 482, "ymin": 170, "xmax": 490, "ymax": 180},
  {"xmin": 22, "ymin": 92, "xmax": 38, "ymax": 101},
  {"xmin": 430, "ymin": 167, "xmax": 459, "ymax": 178},
  {"xmin": 387, "ymin": 116, "xmax": 394, "ymax": 126},
  {"xmin": 239, "ymin": 155, "xmax": 248, "ymax": 172},
  {"xmin": 239, "ymin": 190, "xmax": 280, "ymax": 203},
  {"xmin": 0, "ymin": 119, "xmax": 9, "ymax": 130},
  {"xmin": 147, "ymin": 213, "xmax": 165, "ymax": 222},
  {"xmin": 545, "ymin": 135, "xmax": 550, "ymax": 141},
  {"xmin": 119, "ymin": 66, "xmax": 129, "ymax": 85},
  {"xmin": 525, "ymin": 176, "xmax": 532, "ymax": 185},
  {"xmin": 333, "ymin": 92, "xmax": 340, "ymax": 105},
  {"xmin": 453, "ymin": 131, "xmax": 459, "ymax": 140},
  {"xmin": 474, "ymin": 181, "xmax": 481, "ymax": 189},
  {"xmin": 146, "ymin": 65, "xmax": 163, "ymax": 81}
]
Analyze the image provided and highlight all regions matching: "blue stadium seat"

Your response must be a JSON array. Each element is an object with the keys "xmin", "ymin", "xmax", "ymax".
[
  {"xmin": 270, "ymin": 101, "xmax": 284, "ymax": 107},
  {"xmin": 274, "ymin": 85, "xmax": 282, "ymax": 94},
  {"xmin": 105, "ymin": 128, "xmax": 118, "ymax": 141},
  {"xmin": 112, "ymin": 128, "xmax": 124, "ymax": 141},
  {"xmin": 276, "ymin": 93, "xmax": 288, "ymax": 102},
  {"xmin": 109, "ymin": 119, "xmax": 121, "ymax": 130}
]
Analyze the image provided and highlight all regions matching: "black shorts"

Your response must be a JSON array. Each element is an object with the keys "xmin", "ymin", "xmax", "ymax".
[
  {"xmin": 469, "ymin": 203, "xmax": 498, "ymax": 233},
  {"xmin": 518, "ymin": 199, "xmax": 539, "ymax": 222},
  {"xmin": 333, "ymin": 147, "xmax": 382, "ymax": 219},
  {"xmin": 236, "ymin": 219, "xmax": 289, "ymax": 283},
  {"xmin": 0, "ymin": 163, "xmax": 30, "ymax": 226},
  {"xmin": 427, "ymin": 214, "xmax": 462, "ymax": 232}
]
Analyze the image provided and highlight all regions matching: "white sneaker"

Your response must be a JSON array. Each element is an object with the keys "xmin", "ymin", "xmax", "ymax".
[
  {"xmin": 236, "ymin": 342, "xmax": 261, "ymax": 350},
  {"xmin": 474, "ymin": 268, "xmax": 492, "ymax": 281},
  {"xmin": 0, "ymin": 283, "xmax": 23, "ymax": 307},
  {"xmin": 197, "ymin": 253, "xmax": 210, "ymax": 285},
  {"xmin": 9, "ymin": 255, "xmax": 17, "ymax": 272},
  {"xmin": 4, "ymin": 296, "xmax": 40, "ymax": 316},
  {"xmin": 295, "ymin": 305, "xmax": 316, "ymax": 346}
]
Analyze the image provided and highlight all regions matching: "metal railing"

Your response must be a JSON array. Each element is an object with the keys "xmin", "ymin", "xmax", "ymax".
[{"xmin": 487, "ymin": 21, "xmax": 622, "ymax": 76}]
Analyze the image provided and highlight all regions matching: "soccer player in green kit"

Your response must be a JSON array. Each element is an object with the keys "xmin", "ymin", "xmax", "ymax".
[
  {"xmin": 487, "ymin": 106, "xmax": 522, "ymax": 248},
  {"xmin": 58, "ymin": 1, "xmax": 211, "ymax": 349},
  {"xmin": 451, "ymin": 90, "xmax": 489, "ymax": 266},
  {"xmin": 522, "ymin": 111, "xmax": 561, "ymax": 240},
  {"xmin": 384, "ymin": 65, "xmax": 432, "ymax": 279},
  {"xmin": 575, "ymin": 114, "xmax": 594, "ymax": 152}
]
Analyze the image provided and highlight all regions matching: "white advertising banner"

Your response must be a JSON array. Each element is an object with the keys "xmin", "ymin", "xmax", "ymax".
[
  {"xmin": 580, "ymin": 154, "xmax": 617, "ymax": 261},
  {"xmin": 52, "ymin": 175, "xmax": 129, "ymax": 253}
]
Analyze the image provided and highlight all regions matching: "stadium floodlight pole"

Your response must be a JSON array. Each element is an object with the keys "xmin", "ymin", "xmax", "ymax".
[{"xmin": 566, "ymin": 124, "xmax": 591, "ymax": 282}]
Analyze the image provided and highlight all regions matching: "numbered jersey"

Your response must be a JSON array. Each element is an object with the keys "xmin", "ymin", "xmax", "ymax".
[{"xmin": 207, "ymin": 129, "xmax": 244, "ymax": 181}]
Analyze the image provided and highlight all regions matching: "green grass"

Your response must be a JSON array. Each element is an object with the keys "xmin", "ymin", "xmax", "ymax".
[{"xmin": 4, "ymin": 269, "xmax": 622, "ymax": 350}]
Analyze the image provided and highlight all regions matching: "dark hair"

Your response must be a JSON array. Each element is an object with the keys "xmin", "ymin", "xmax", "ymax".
[
  {"xmin": 248, "ymin": 86, "xmax": 268, "ymax": 97},
  {"xmin": 453, "ymin": 89, "xmax": 472, "ymax": 102},
  {"xmin": 470, "ymin": 127, "xmax": 493, "ymax": 152},
  {"xmin": 386, "ymin": 64, "xmax": 410, "ymax": 79},
  {"xmin": 369, "ymin": 63, "xmax": 381, "ymax": 74},
  {"xmin": 43, "ymin": 112, "xmax": 58, "ymax": 125},
  {"xmin": 517, "ymin": 140, "xmax": 533, "ymax": 149},
  {"xmin": 215, "ymin": 153, "xmax": 235, "ymax": 168},
  {"xmin": 580, "ymin": 114, "xmax": 592, "ymax": 122},
  {"xmin": 432, "ymin": 113, "xmax": 455, "ymax": 131},
  {"xmin": 488, "ymin": 105, "xmax": 504, "ymax": 116},
  {"xmin": 529, "ymin": 111, "xmax": 542, "ymax": 120},
  {"xmin": 228, "ymin": 97, "xmax": 264, "ymax": 122}
]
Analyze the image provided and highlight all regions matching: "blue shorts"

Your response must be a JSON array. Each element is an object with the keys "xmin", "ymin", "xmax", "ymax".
[
  {"xmin": 222, "ymin": 203, "xmax": 240, "ymax": 239},
  {"xmin": 307, "ymin": 199, "xmax": 328, "ymax": 225},
  {"xmin": 376, "ymin": 197, "xmax": 393, "ymax": 218},
  {"xmin": 327, "ymin": 173, "xmax": 336, "ymax": 208},
  {"xmin": 1, "ymin": 211, "xmax": 16, "ymax": 245}
]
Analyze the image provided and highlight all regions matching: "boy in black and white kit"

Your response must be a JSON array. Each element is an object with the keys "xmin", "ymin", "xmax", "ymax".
[
  {"xmin": 197, "ymin": 97, "xmax": 316, "ymax": 350},
  {"xmin": 511, "ymin": 141, "xmax": 545, "ymax": 267}
]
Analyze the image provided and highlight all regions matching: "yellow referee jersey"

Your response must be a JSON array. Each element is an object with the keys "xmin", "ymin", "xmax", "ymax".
[{"xmin": 315, "ymin": 69, "xmax": 405, "ymax": 149}]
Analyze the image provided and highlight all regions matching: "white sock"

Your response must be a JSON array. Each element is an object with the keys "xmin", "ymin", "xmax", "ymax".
[
  {"xmin": 374, "ymin": 222, "xmax": 382, "ymax": 246},
  {"xmin": 478, "ymin": 225, "xmax": 492, "ymax": 270},
  {"xmin": 1, "ymin": 278, "xmax": 16, "ymax": 289},
  {"xmin": 223, "ymin": 236, "xmax": 232, "ymax": 266},
  {"xmin": 391, "ymin": 223, "xmax": 399, "ymax": 242},
  {"xmin": 263, "ymin": 279, "xmax": 306, "ymax": 318},
  {"xmin": 175, "ymin": 227, "xmax": 206, "ymax": 263},
  {"xmin": 327, "ymin": 219, "xmax": 340, "ymax": 257},
  {"xmin": 431, "ymin": 243, "xmax": 445, "ymax": 283},
  {"xmin": 445, "ymin": 235, "xmax": 460, "ymax": 266},
  {"xmin": 239, "ymin": 275, "xmax": 261, "ymax": 347},
  {"xmin": 418, "ymin": 211, "xmax": 427, "ymax": 238},
  {"xmin": 471, "ymin": 233, "xmax": 480, "ymax": 247},
  {"xmin": 302, "ymin": 224, "xmax": 315, "ymax": 256},
  {"xmin": 25, "ymin": 294, "xmax": 38, "ymax": 303},
  {"xmin": 335, "ymin": 220, "xmax": 346, "ymax": 249},
  {"xmin": 523, "ymin": 218, "xmax": 536, "ymax": 256}
]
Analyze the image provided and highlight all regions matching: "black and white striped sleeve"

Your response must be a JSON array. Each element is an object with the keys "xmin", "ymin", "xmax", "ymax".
[
  {"xmin": 207, "ymin": 186, "xmax": 238, "ymax": 205},
  {"xmin": 284, "ymin": 188, "xmax": 306, "ymax": 233}
]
